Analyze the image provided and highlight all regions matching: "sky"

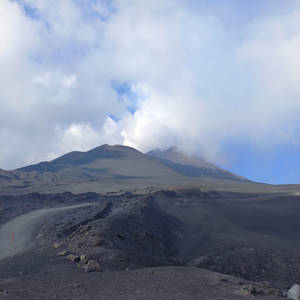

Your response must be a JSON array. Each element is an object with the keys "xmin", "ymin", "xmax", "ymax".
[{"xmin": 1, "ymin": 0, "xmax": 300, "ymax": 184}]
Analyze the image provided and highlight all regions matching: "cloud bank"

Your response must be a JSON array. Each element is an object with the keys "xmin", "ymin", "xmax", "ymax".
[{"xmin": 1, "ymin": 0, "xmax": 300, "ymax": 175}]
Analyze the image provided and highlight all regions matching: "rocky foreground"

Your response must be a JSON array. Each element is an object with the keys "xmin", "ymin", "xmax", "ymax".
[
  {"xmin": 1, "ymin": 189, "xmax": 300, "ymax": 299},
  {"xmin": 0, "ymin": 259, "xmax": 286, "ymax": 300}
]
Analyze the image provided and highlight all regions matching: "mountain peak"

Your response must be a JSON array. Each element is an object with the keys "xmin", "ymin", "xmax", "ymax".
[
  {"xmin": 94, "ymin": 144, "xmax": 129, "ymax": 150},
  {"xmin": 17, "ymin": 144, "xmax": 141, "ymax": 172}
]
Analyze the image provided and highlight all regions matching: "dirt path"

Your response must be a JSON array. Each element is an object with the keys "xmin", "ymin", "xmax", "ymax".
[{"xmin": 0, "ymin": 203, "xmax": 93, "ymax": 260}]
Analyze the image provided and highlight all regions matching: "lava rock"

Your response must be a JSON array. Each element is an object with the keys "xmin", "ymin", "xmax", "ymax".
[
  {"xmin": 83, "ymin": 260, "xmax": 100, "ymax": 273},
  {"xmin": 58, "ymin": 250, "xmax": 71, "ymax": 256},
  {"xmin": 66, "ymin": 254, "xmax": 80, "ymax": 262},
  {"xmin": 80, "ymin": 254, "xmax": 88, "ymax": 264}
]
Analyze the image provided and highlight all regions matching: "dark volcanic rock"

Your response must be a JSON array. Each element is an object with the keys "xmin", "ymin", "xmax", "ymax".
[
  {"xmin": 195, "ymin": 247, "xmax": 300, "ymax": 283},
  {"xmin": 18, "ymin": 190, "xmax": 298, "ymax": 287},
  {"xmin": 82, "ymin": 260, "xmax": 100, "ymax": 273},
  {"xmin": 57, "ymin": 195, "xmax": 180, "ymax": 271},
  {"xmin": 0, "ymin": 264, "xmax": 283, "ymax": 300},
  {"xmin": 66, "ymin": 254, "xmax": 80, "ymax": 262},
  {"xmin": 2, "ymin": 189, "xmax": 300, "ymax": 291}
]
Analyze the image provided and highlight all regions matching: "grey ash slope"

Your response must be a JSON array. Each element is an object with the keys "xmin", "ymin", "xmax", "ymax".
[
  {"xmin": 3, "ymin": 144, "xmax": 300, "ymax": 195},
  {"xmin": 17, "ymin": 144, "xmax": 186, "ymax": 181},
  {"xmin": 40, "ymin": 190, "xmax": 300, "ymax": 286},
  {"xmin": 1, "ymin": 144, "xmax": 256, "ymax": 195},
  {"xmin": 0, "ymin": 169, "xmax": 18, "ymax": 180},
  {"xmin": 0, "ymin": 144, "xmax": 194, "ymax": 194},
  {"xmin": 18, "ymin": 144, "xmax": 130, "ymax": 172},
  {"xmin": 147, "ymin": 147, "xmax": 248, "ymax": 181}
]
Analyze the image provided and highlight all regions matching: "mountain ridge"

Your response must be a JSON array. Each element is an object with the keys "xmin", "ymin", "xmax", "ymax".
[
  {"xmin": 17, "ymin": 144, "xmax": 136, "ymax": 172},
  {"xmin": 147, "ymin": 147, "xmax": 248, "ymax": 182},
  {"xmin": 0, "ymin": 144, "xmax": 284, "ymax": 195},
  {"xmin": 16, "ymin": 144, "xmax": 247, "ymax": 182}
]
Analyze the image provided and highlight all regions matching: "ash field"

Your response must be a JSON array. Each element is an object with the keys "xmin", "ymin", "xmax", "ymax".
[{"xmin": 0, "ymin": 145, "xmax": 300, "ymax": 299}]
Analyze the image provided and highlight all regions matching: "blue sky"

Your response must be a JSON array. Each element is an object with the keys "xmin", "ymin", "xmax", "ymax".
[
  {"xmin": 220, "ymin": 142, "xmax": 300, "ymax": 184},
  {"xmin": 1, "ymin": 0, "xmax": 300, "ymax": 184}
]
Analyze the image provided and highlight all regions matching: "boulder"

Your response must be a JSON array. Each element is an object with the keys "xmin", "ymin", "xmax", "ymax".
[{"xmin": 288, "ymin": 284, "xmax": 300, "ymax": 300}]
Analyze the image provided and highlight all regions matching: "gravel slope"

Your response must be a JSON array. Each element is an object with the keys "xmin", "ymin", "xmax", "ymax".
[
  {"xmin": 0, "ymin": 264, "xmax": 283, "ymax": 300},
  {"xmin": 0, "ymin": 203, "xmax": 93, "ymax": 260}
]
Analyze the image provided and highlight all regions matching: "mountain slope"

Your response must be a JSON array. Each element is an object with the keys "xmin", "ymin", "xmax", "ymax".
[
  {"xmin": 17, "ymin": 144, "xmax": 186, "ymax": 181},
  {"xmin": 0, "ymin": 169, "xmax": 17, "ymax": 181},
  {"xmin": 147, "ymin": 147, "xmax": 248, "ymax": 181},
  {"xmin": 0, "ymin": 145, "xmax": 193, "ymax": 194},
  {"xmin": 0, "ymin": 144, "xmax": 283, "ymax": 195}
]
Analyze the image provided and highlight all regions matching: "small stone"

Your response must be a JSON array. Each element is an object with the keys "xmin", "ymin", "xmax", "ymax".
[
  {"xmin": 58, "ymin": 250, "xmax": 70, "ymax": 256},
  {"xmin": 83, "ymin": 260, "xmax": 100, "ymax": 273},
  {"xmin": 80, "ymin": 255, "xmax": 88, "ymax": 264},
  {"xmin": 54, "ymin": 242, "xmax": 62, "ymax": 248},
  {"xmin": 234, "ymin": 285, "xmax": 259, "ymax": 297},
  {"xmin": 66, "ymin": 254, "xmax": 80, "ymax": 262}
]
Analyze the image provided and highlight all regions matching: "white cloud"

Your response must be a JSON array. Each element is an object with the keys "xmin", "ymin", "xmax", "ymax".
[
  {"xmin": 56, "ymin": 123, "xmax": 101, "ymax": 153},
  {"xmin": 0, "ymin": 1, "xmax": 37, "ymax": 59},
  {"xmin": 33, "ymin": 73, "xmax": 52, "ymax": 85},
  {"xmin": 55, "ymin": 117, "xmax": 123, "ymax": 155},
  {"xmin": 1, "ymin": 0, "xmax": 300, "ymax": 169},
  {"xmin": 61, "ymin": 75, "xmax": 77, "ymax": 87},
  {"xmin": 92, "ymin": 2, "xmax": 113, "ymax": 19}
]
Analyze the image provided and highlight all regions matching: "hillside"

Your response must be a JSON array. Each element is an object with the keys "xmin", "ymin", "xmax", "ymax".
[
  {"xmin": 147, "ymin": 147, "xmax": 248, "ymax": 181},
  {"xmin": 1, "ymin": 144, "xmax": 299, "ymax": 195},
  {"xmin": 0, "ymin": 144, "xmax": 257, "ymax": 195},
  {"xmin": 18, "ymin": 145, "xmax": 186, "ymax": 181},
  {"xmin": 0, "ymin": 146, "xmax": 299, "ymax": 298},
  {"xmin": 1, "ymin": 189, "xmax": 299, "ymax": 298}
]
